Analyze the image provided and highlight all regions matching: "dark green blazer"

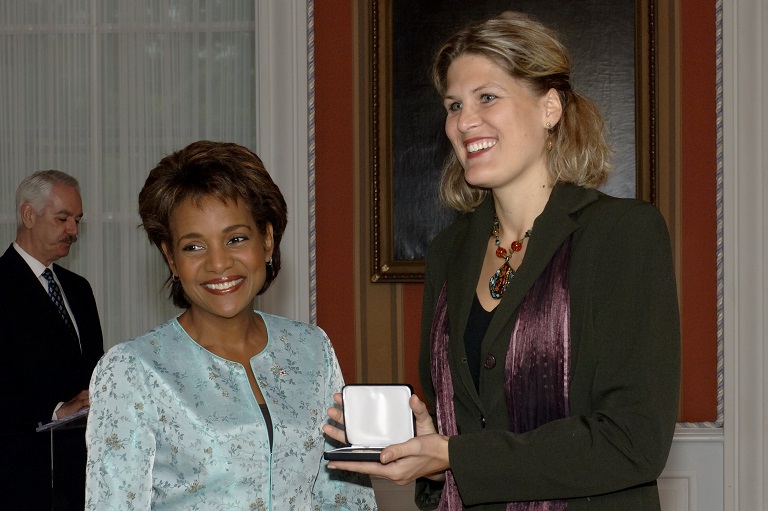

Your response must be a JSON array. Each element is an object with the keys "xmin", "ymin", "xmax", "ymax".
[{"xmin": 416, "ymin": 184, "xmax": 681, "ymax": 510}]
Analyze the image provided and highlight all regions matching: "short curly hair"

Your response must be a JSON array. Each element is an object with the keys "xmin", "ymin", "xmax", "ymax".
[{"xmin": 138, "ymin": 140, "xmax": 288, "ymax": 308}]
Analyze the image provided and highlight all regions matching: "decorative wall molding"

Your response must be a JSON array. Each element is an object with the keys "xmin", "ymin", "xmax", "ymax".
[
  {"xmin": 254, "ymin": 0, "xmax": 311, "ymax": 323},
  {"xmin": 663, "ymin": 429, "xmax": 724, "ymax": 511},
  {"xmin": 658, "ymin": 472, "xmax": 694, "ymax": 511},
  {"xmin": 721, "ymin": 0, "xmax": 767, "ymax": 509}
]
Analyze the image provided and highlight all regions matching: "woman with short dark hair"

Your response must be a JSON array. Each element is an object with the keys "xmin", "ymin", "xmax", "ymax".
[{"xmin": 86, "ymin": 140, "xmax": 376, "ymax": 510}]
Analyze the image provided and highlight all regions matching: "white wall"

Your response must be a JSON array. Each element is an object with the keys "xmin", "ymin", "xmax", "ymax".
[
  {"xmin": 721, "ymin": 0, "xmax": 767, "ymax": 509},
  {"xmin": 254, "ymin": 0, "xmax": 312, "ymax": 323}
]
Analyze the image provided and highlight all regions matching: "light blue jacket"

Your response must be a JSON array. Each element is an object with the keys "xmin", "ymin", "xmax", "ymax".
[{"xmin": 86, "ymin": 312, "xmax": 376, "ymax": 510}]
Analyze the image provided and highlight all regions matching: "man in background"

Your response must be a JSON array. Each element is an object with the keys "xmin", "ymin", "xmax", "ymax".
[{"xmin": 0, "ymin": 170, "xmax": 104, "ymax": 510}]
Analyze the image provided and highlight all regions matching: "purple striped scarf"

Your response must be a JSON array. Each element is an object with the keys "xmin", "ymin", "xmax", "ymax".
[{"xmin": 430, "ymin": 238, "xmax": 572, "ymax": 510}]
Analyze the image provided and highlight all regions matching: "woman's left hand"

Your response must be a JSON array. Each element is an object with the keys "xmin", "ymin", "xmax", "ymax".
[
  {"xmin": 323, "ymin": 393, "xmax": 449, "ymax": 484},
  {"xmin": 327, "ymin": 433, "xmax": 450, "ymax": 485}
]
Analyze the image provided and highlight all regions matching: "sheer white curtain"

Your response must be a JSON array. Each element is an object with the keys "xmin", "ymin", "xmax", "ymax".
[{"xmin": 0, "ymin": 1, "xmax": 266, "ymax": 348}]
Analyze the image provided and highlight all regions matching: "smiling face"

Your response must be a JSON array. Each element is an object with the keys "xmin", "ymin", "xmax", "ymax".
[
  {"xmin": 443, "ymin": 53, "xmax": 558, "ymax": 194},
  {"xmin": 162, "ymin": 195, "xmax": 274, "ymax": 322},
  {"xmin": 19, "ymin": 183, "xmax": 83, "ymax": 266}
]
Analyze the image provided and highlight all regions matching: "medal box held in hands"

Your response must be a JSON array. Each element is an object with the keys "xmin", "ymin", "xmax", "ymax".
[{"xmin": 324, "ymin": 384, "xmax": 415, "ymax": 462}]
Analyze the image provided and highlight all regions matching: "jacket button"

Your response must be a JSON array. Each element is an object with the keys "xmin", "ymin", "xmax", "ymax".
[{"xmin": 484, "ymin": 354, "xmax": 496, "ymax": 369}]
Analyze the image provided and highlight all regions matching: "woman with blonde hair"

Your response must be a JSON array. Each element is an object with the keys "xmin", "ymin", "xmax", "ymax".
[{"xmin": 326, "ymin": 12, "xmax": 679, "ymax": 511}]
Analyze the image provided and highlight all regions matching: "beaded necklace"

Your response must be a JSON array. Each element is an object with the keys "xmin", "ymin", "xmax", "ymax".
[{"xmin": 489, "ymin": 215, "xmax": 532, "ymax": 299}]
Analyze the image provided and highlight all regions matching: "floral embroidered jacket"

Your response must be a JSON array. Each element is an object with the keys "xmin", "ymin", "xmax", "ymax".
[{"xmin": 86, "ymin": 312, "xmax": 376, "ymax": 511}]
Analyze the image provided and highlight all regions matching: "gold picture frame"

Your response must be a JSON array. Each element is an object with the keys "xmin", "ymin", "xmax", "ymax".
[{"xmin": 366, "ymin": 0, "xmax": 668, "ymax": 283}]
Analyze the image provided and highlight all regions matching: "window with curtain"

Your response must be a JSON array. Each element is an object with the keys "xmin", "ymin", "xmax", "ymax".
[{"xmin": 0, "ymin": 1, "xmax": 258, "ymax": 348}]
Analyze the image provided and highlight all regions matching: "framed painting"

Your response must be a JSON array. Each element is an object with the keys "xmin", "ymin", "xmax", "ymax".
[{"xmin": 367, "ymin": 0, "xmax": 660, "ymax": 282}]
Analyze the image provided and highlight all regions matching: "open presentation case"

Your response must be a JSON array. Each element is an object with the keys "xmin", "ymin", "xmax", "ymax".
[{"xmin": 324, "ymin": 384, "xmax": 414, "ymax": 462}]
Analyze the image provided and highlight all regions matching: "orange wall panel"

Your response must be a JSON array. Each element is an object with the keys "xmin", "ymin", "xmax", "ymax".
[
  {"xmin": 314, "ymin": 0, "xmax": 357, "ymax": 382},
  {"xmin": 679, "ymin": 0, "xmax": 718, "ymax": 422}
]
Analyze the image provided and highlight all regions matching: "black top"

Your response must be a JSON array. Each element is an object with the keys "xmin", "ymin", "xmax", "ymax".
[
  {"xmin": 259, "ymin": 403, "xmax": 273, "ymax": 450},
  {"xmin": 464, "ymin": 294, "xmax": 495, "ymax": 391}
]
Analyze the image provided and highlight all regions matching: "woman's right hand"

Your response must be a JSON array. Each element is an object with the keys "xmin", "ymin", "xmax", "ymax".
[{"xmin": 323, "ymin": 392, "xmax": 348, "ymax": 444}]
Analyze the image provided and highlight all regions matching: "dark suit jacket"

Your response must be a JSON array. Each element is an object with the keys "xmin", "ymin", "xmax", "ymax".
[
  {"xmin": 0, "ymin": 244, "xmax": 104, "ymax": 510},
  {"xmin": 416, "ymin": 184, "xmax": 681, "ymax": 510}
]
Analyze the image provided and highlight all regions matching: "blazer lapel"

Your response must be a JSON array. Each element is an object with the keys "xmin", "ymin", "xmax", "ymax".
[
  {"xmin": 439, "ymin": 185, "xmax": 600, "ymax": 406},
  {"xmin": 445, "ymin": 198, "xmax": 495, "ymax": 401},
  {"xmin": 4, "ymin": 246, "xmax": 71, "ymax": 337},
  {"xmin": 446, "ymin": 199, "xmax": 493, "ymax": 346},
  {"xmin": 484, "ymin": 184, "xmax": 599, "ymax": 348}
]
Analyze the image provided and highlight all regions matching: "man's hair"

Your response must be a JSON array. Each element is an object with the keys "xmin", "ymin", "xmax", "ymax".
[{"xmin": 16, "ymin": 170, "xmax": 80, "ymax": 228}]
